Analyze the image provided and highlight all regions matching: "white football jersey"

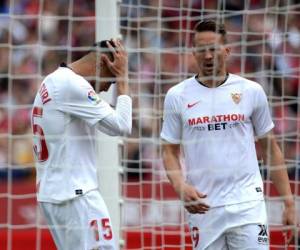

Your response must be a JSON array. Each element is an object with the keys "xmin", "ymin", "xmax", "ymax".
[
  {"xmin": 32, "ymin": 66, "xmax": 116, "ymax": 203},
  {"xmin": 161, "ymin": 73, "xmax": 274, "ymax": 207}
]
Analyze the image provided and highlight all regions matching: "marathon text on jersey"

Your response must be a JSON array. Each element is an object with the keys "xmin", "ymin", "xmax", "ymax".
[
  {"xmin": 188, "ymin": 113, "xmax": 245, "ymax": 126},
  {"xmin": 39, "ymin": 83, "xmax": 52, "ymax": 105}
]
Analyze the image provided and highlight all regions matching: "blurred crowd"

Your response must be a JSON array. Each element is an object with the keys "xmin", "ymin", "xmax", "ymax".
[{"xmin": 0, "ymin": 0, "xmax": 299, "ymax": 182}]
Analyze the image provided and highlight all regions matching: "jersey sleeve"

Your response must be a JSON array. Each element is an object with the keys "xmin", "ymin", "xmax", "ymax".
[
  {"xmin": 57, "ymin": 76, "xmax": 113, "ymax": 126},
  {"xmin": 251, "ymin": 85, "xmax": 274, "ymax": 137},
  {"xmin": 160, "ymin": 89, "xmax": 182, "ymax": 144},
  {"xmin": 96, "ymin": 95, "xmax": 132, "ymax": 136}
]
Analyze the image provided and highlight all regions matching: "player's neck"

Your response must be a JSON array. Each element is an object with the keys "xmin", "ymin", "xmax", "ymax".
[
  {"xmin": 196, "ymin": 72, "xmax": 228, "ymax": 88},
  {"xmin": 68, "ymin": 55, "xmax": 96, "ymax": 78}
]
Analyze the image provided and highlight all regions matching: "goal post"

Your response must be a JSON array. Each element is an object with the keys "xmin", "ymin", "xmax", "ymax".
[{"xmin": 95, "ymin": 0, "xmax": 123, "ymax": 248}]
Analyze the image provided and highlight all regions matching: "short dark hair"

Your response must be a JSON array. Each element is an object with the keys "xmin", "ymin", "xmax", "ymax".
[
  {"xmin": 89, "ymin": 39, "xmax": 116, "ymax": 56},
  {"xmin": 93, "ymin": 40, "xmax": 116, "ymax": 49},
  {"xmin": 193, "ymin": 20, "xmax": 227, "ymax": 43}
]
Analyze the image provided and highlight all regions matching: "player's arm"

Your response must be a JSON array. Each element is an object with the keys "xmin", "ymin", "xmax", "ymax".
[
  {"xmin": 258, "ymin": 131, "xmax": 296, "ymax": 243},
  {"xmin": 161, "ymin": 87, "xmax": 209, "ymax": 214},
  {"xmin": 97, "ymin": 39, "xmax": 132, "ymax": 136},
  {"xmin": 96, "ymin": 96, "xmax": 132, "ymax": 136},
  {"xmin": 162, "ymin": 141, "xmax": 209, "ymax": 214},
  {"xmin": 162, "ymin": 142, "xmax": 184, "ymax": 193}
]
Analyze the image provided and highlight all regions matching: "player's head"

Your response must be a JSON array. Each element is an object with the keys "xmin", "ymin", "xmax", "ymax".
[
  {"xmin": 192, "ymin": 19, "xmax": 230, "ymax": 78},
  {"xmin": 90, "ymin": 39, "xmax": 116, "ymax": 92}
]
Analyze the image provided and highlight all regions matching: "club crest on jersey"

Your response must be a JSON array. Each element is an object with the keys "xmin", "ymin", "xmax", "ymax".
[
  {"xmin": 231, "ymin": 93, "xmax": 242, "ymax": 104},
  {"xmin": 88, "ymin": 90, "xmax": 101, "ymax": 104}
]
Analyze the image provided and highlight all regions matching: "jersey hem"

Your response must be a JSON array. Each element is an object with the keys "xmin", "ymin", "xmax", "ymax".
[
  {"xmin": 37, "ymin": 187, "xmax": 98, "ymax": 204},
  {"xmin": 207, "ymin": 197, "xmax": 265, "ymax": 209}
]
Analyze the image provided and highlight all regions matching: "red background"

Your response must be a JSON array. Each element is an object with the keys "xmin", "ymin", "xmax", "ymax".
[{"xmin": 0, "ymin": 180, "xmax": 298, "ymax": 250}]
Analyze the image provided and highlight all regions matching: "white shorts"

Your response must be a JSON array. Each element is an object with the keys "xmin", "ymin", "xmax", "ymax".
[
  {"xmin": 40, "ymin": 189, "xmax": 116, "ymax": 250},
  {"xmin": 188, "ymin": 200, "xmax": 269, "ymax": 250}
]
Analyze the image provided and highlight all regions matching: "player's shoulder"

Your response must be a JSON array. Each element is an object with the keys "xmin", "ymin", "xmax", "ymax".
[
  {"xmin": 46, "ymin": 66, "xmax": 89, "ymax": 91},
  {"xmin": 165, "ymin": 76, "xmax": 195, "ymax": 98},
  {"xmin": 47, "ymin": 66, "xmax": 78, "ymax": 83},
  {"xmin": 228, "ymin": 73, "xmax": 264, "ymax": 92}
]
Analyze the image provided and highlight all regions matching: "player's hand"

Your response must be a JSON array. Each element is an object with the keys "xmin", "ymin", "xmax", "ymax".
[
  {"xmin": 282, "ymin": 203, "xmax": 297, "ymax": 245},
  {"xmin": 101, "ymin": 39, "xmax": 128, "ymax": 80},
  {"xmin": 176, "ymin": 183, "xmax": 210, "ymax": 214}
]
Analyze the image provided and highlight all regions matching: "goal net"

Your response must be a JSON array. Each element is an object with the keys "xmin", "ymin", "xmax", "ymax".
[
  {"xmin": 0, "ymin": 0, "xmax": 299, "ymax": 249},
  {"xmin": 121, "ymin": 1, "xmax": 300, "ymax": 249}
]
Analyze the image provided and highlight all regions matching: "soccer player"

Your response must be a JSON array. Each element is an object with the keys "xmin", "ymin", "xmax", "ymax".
[
  {"xmin": 160, "ymin": 20, "xmax": 296, "ymax": 249},
  {"xmin": 31, "ymin": 39, "xmax": 131, "ymax": 250}
]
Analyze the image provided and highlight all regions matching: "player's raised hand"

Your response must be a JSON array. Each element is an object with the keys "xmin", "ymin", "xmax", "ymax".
[
  {"xmin": 177, "ymin": 183, "xmax": 210, "ymax": 214},
  {"xmin": 101, "ymin": 39, "xmax": 128, "ymax": 80}
]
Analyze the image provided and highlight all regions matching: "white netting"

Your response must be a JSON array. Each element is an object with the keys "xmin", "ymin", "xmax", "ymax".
[
  {"xmin": 0, "ymin": 0, "xmax": 299, "ymax": 249},
  {"xmin": 120, "ymin": 1, "xmax": 299, "ymax": 249}
]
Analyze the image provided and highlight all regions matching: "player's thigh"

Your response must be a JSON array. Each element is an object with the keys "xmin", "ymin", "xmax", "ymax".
[
  {"xmin": 41, "ymin": 201, "xmax": 83, "ymax": 250},
  {"xmin": 41, "ymin": 191, "xmax": 116, "ymax": 250},
  {"xmin": 226, "ymin": 223, "xmax": 269, "ymax": 250},
  {"xmin": 188, "ymin": 207, "xmax": 229, "ymax": 250},
  {"xmin": 190, "ymin": 227, "xmax": 228, "ymax": 250},
  {"xmin": 75, "ymin": 189, "xmax": 116, "ymax": 250},
  {"xmin": 205, "ymin": 234, "xmax": 228, "ymax": 250},
  {"xmin": 39, "ymin": 202, "xmax": 67, "ymax": 250}
]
